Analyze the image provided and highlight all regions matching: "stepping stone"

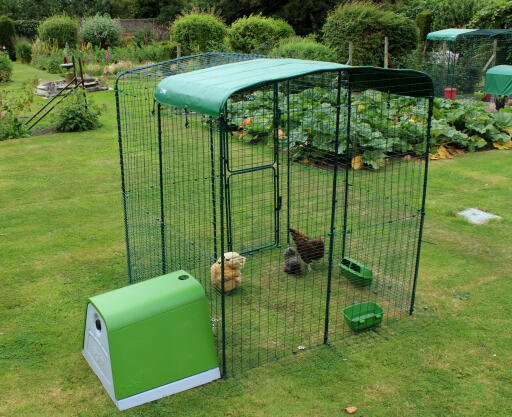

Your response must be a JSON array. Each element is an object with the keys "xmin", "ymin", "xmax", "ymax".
[{"xmin": 457, "ymin": 208, "xmax": 501, "ymax": 225}]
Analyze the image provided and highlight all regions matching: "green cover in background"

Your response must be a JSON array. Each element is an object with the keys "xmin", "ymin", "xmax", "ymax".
[
  {"xmin": 426, "ymin": 29, "xmax": 476, "ymax": 41},
  {"xmin": 82, "ymin": 270, "xmax": 219, "ymax": 409},
  {"xmin": 485, "ymin": 65, "xmax": 512, "ymax": 96}
]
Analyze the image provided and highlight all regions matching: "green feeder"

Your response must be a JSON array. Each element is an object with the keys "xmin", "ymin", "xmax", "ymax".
[
  {"xmin": 339, "ymin": 257, "xmax": 373, "ymax": 286},
  {"xmin": 342, "ymin": 301, "xmax": 384, "ymax": 331},
  {"xmin": 82, "ymin": 271, "xmax": 220, "ymax": 410}
]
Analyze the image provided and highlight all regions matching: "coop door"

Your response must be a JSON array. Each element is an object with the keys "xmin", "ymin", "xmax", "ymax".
[{"xmin": 225, "ymin": 166, "xmax": 280, "ymax": 255}]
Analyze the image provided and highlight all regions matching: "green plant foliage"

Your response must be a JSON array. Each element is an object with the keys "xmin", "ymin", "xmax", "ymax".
[
  {"xmin": 38, "ymin": 15, "xmax": 78, "ymax": 49},
  {"xmin": 161, "ymin": 40, "xmax": 179, "ymax": 60},
  {"xmin": 0, "ymin": 16, "xmax": 16, "ymax": 61},
  {"xmin": 415, "ymin": 10, "xmax": 432, "ymax": 42},
  {"xmin": 276, "ymin": 36, "xmax": 336, "ymax": 61},
  {"xmin": 53, "ymin": 90, "xmax": 102, "ymax": 132},
  {"xmin": 14, "ymin": 20, "xmax": 40, "ymax": 40},
  {"xmin": 432, "ymin": 98, "xmax": 512, "ymax": 150},
  {"xmin": 322, "ymin": 3, "xmax": 417, "ymax": 67},
  {"xmin": 0, "ymin": 80, "xmax": 35, "ymax": 140},
  {"xmin": 155, "ymin": 0, "xmax": 188, "ymax": 24},
  {"xmin": 228, "ymin": 87, "xmax": 512, "ymax": 169},
  {"xmin": 393, "ymin": 0, "xmax": 430, "ymax": 19},
  {"xmin": 429, "ymin": 0, "xmax": 484, "ymax": 31},
  {"xmin": 469, "ymin": 0, "xmax": 512, "ymax": 29},
  {"xmin": 34, "ymin": 51, "xmax": 64, "ymax": 74},
  {"xmin": 133, "ymin": 28, "xmax": 153, "ymax": 47},
  {"xmin": 171, "ymin": 12, "xmax": 228, "ymax": 55},
  {"xmin": 15, "ymin": 41, "xmax": 32, "ymax": 63},
  {"xmin": 120, "ymin": 35, "xmax": 135, "ymax": 47},
  {"xmin": 0, "ymin": 52, "xmax": 13, "ymax": 82},
  {"xmin": 228, "ymin": 14, "xmax": 295, "ymax": 54},
  {"xmin": 274, "ymin": 0, "xmax": 333, "ymax": 35},
  {"xmin": 81, "ymin": 14, "xmax": 122, "ymax": 49}
]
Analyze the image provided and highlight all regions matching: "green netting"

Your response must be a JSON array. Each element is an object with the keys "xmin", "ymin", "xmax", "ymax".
[
  {"xmin": 116, "ymin": 52, "xmax": 433, "ymax": 377},
  {"xmin": 155, "ymin": 59, "xmax": 433, "ymax": 116},
  {"xmin": 485, "ymin": 65, "xmax": 512, "ymax": 96}
]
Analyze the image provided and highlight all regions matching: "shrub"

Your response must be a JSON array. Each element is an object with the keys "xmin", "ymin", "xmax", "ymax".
[
  {"xmin": 0, "ymin": 80, "xmax": 35, "ymax": 140},
  {"xmin": 39, "ymin": 15, "xmax": 78, "ymax": 49},
  {"xmin": 276, "ymin": 36, "xmax": 336, "ymax": 61},
  {"xmin": 274, "ymin": 0, "xmax": 333, "ymax": 36},
  {"xmin": 0, "ymin": 52, "xmax": 13, "ymax": 82},
  {"xmin": 156, "ymin": 0, "xmax": 187, "ymax": 25},
  {"xmin": 469, "ymin": 0, "xmax": 512, "ymax": 29},
  {"xmin": 124, "ymin": 43, "xmax": 166, "ymax": 62},
  {"xmin": 430, "ymin": 0, "xmax": 483, "ymax": 32},
  {"xmin": 322, "ymin": 3, "xmax": 417, "ymax": 67},
  {"xmin": 394, "ymin": 0, "xmax": 429, "ymax": 19},
  {"xmin": 103, "ymin": 60, "xmax": 135, "ymax": 75},
  {"xmin": 54, "ymin": 90, "xmax": 102, "ymax": 132},
  {"xmin": 33, "ymin": 51, "xmax": 64, "ymax": 74},
  {"xmin": 229, "ymin": 15, "xmax": 295, "ymax": 54},
  {"xmin": 134, "ymin": 28, "xmax": 153, "ymax": 47},
  {"xmin": 16, "ymin": 41, "xmax": 32, "ymax": 63},
  {"xmin": 0, "ymin": 16, "xmax": 16, "ymax": 61},
  {"xmin": 171, "ymin": 13, "xmax": 228, "ymax": 55},
  {"xmin": 14, "ymin": 20, "xmax": 40, "ymax": 40},
  {"xmin": 120, "ymin": 35, "xmax": 134, "ymax": 47},
  {"xmin": 162, "ymin": 41, "xmax": 179, "ymax": 60},
  {"xmin": 415, "ymin": 10, "xmax": 432, "ymax": 42},
  {"xmin": 81, "ymin": 14, "xmax": 122, "ymax": 49}
]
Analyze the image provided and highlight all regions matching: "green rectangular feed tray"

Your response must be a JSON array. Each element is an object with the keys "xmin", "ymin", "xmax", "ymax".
[
  {"xmin": 342, "ymin": 301, "xmax": 384, "ymax": 331},
  {"xmin": 339, "ymin": 257, "xmax": 373, "ymax": 286}
]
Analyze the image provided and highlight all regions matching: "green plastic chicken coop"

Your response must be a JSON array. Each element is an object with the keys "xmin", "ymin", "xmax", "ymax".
[
  {"xmin": 82, "ymin": 271, "xmax": 220, "ymax": 410},
  {"xmin": 115, "ymin": 54, "xmax": 434, "ymax": 377}
]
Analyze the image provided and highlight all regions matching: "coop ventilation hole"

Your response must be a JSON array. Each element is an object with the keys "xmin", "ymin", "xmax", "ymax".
[
  {"xmin": 95, "ymin": 318, "xmax": 102, "ymax": 332},
  {"xmin": 178, "ymin": 275, "xmax": 189, "ymax": 280}
]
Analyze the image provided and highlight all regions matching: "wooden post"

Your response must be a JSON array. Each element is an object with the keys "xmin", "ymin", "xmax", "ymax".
[
  {"xmin": 493, "ymin": 39, "xmax": 498, "ymax": 67},
  {"xmin": 177, "ymin": 44, "xmax": 181, "ymax": 59},
  {"xmin": 483, "ymin": 39, "xmax": 499, "ymax": 72},
  {"xmin": 384, "ymin": 36, "xmax": 389, "ymax": 68},
  {"xmin": 276, "ymin": 44, "xmax": 280, "ymax": 57},
  {"xmin": 346, "ymin": 41, "xmax": 353, "ymax": 65}
]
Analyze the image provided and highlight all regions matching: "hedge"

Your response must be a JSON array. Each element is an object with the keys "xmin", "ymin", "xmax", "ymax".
[
  {"xmin": 171, "ymin": 13, "xmax": 228, "ymax": 55},
  {"xmin": 14, "ymin": 20, "xmax": 40, "ymax": 40},
  {"xmin": 276, "ymin": 36, "xmax": 336, "ymax": 61},
  {"xmin": 229, "ymin": 15, "xmax": 295, "ymax": 54},
  {"xmin": 0, "ymin": 16, "xmax": 16, "ymax": 61},
  {"xmin": 38, "ymin": 15, "xmax": 78, "ymax": 49},
  {"xmin": 322, "ymin": 3, "xmax": 417, "ymax": 68}
]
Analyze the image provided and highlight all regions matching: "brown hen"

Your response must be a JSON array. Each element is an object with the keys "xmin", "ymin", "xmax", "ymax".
[{"xmin": 289, "ymin": 228, "xmax": 324, "ymax": 272}]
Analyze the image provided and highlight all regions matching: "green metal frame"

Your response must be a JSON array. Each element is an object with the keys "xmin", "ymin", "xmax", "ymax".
[{"xmin": 115, "ymin": 53, "xmax": 434, "ymax": 377}]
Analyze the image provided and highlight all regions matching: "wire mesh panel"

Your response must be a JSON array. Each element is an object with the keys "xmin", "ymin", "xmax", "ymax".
[
  {"xmin": 424, "ymin": 30, "xmax": 512, "ymax": 97},
  {"xmin": 116, "ymin": 54, "xmax": 433, "ymax": 377}
]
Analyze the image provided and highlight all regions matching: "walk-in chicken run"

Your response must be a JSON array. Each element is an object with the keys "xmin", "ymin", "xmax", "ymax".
[{"xmin": 115, "ymin": 53, "xmax": 434, "ymax": 376}]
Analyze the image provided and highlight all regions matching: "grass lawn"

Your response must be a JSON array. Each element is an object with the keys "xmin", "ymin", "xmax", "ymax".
[{"xmin": 1, "ymin": 63, "xmax": 511, "ymax": 416}]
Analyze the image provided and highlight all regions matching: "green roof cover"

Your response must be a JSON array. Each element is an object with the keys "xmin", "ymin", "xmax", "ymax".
[
  {"xmin": 426, "ymin": 28, "xmax": 512, "ymax": 41},
  {"xmin": 426, "ymin": 29, "xmax": 476, "ymax": 41},
  {"xmin": 485, "ymin": 65, "xmax": 512, "ymax": 96},
  {"xmin": 156, "ymin": 59, "xmax": 347, "ymax": 116},
  {"xmin": 155, "ymin": 58, "xmax": 433, "ymax": 116}
]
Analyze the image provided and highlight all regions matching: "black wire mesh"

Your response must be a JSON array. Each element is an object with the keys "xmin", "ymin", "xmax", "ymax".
[
  {"xmin": 423, "ymin": 31, "xmax": 512, "ymax": 97},
  {"xmin": 116, "ymin": 53, "xmax": 433, "ymax": 377}
]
